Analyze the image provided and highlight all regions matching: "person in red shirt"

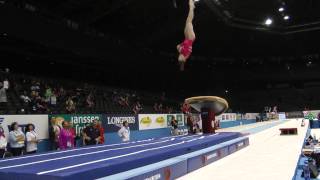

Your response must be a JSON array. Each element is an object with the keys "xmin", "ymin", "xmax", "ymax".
[
  {"xmin": 97, "ymin": 121, "xmax": 105, "ymax": 144},
  {"xmin": 177, "ymin": 0, "xmax": 196, "ymax": 71}
]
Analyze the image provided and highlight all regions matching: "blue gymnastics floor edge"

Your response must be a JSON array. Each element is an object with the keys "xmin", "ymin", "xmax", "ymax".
[{"xmin": 98, "ymin": 136, "xmax": 249, "ymax": 180}]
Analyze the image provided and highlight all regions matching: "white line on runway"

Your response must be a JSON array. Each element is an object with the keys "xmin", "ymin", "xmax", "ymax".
[
  {"xmin": 37, "ymin": 137, "xmax": 204, "ymax": 175},
  {"xmin": 0, "ymin": 138, "xmax": 176, "ymax": 170},
  {"xmin": 0, "ymin": 138, "xmax": 155, "ymax": 163}
]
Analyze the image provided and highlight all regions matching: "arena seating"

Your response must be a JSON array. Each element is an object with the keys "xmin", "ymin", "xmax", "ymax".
[{"xmin": 0, "ymin": 71, "xmax": 182, "ymax": 114}]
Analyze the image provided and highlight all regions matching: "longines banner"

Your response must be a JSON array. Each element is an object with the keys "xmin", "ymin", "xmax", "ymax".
[
  {"xmin": 103, "ymin": 114, "xmax": 138, "ymax": 132},
  {"xmin": 138, "ymin": 114, "xmax": 185, "ymax": 130},
  {"xmin": 0, "ymin": 115, "xmax": 49, "ymax": 140}
]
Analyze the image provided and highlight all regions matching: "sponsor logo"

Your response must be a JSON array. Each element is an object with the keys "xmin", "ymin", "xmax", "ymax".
[
  {"xmin": 107, "ymin": 116, "xmax": 135, "ymax": 125},
  {"xmin": 71, "ymin": 115, "xmax": 100, "ymax": 124},
  {"xmin": 156, "ymin": 116, "xmax": 165, "ymax": 125},
  {"xmin": 237, "ymin": 142, "xmax": 244, "ymax": 147},
  {"xmin": 144, "ymin": 173, "xmax": 161, "ymax": 180},
  {"xmin": 140, "ymin": 117, "xmax": 152, "ymax": 126}
]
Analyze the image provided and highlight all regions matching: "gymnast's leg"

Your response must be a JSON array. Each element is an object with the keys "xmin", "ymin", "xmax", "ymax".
[{"xmin": 184, "ymin": 0, "xmax": 196, "ymax": 40}]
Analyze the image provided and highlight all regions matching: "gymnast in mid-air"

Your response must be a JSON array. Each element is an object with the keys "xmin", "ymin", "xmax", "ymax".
[{"xmin": 177, "ymin": 0, "xmax": 196, "ymax": 71}]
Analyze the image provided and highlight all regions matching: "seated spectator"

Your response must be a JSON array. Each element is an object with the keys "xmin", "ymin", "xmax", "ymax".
[
  {"xmin": 3, "ymin": 78, "xmax": 9, "ymax": 90},
  {"xmin": 44, "ymin": 85, "xmax": 53, "ymax": 102},
  {"xmin": 30, "ymin": 81, "xmax": 40, "ymax": 92},
  {"xmin": 25, "ymin": 124, "xmax": 39, "ymax": 154},
  {"xmin": 86, "ymin": 93, "xmax": 95, "ymax": 109},
  {"xmin": 0, "ymin": 126, "xmax": 7, "ymax": 158},
  {"xmin": 0, "ymin": 82, "xmax": 7, "ymax": 113},
  {"xmin": 133, "ymin": 101, "xmax": 142, "ymax": 114},
  {"xmin": 58, "ymin": 121, "xmax": 74, "ymax": 150},
  {"xmin": 153, "ymin": 103, "xmax": 159, "ymax": 113},
  {"xmin": 118, "ymin": 95, "xmax": 128, "ymax": 107},
  {"xmin": 50, "ymin": 92, "xmax": 57, "ymax": 107},
  {"xmin": 37, "ymin": 98, "xmax": 48, "ymax": 113},
  {"xmin": 20, "ymin": 91, "xmax": 31, "ymax": 104},
  {"xmin": 9, "ymin": 122, "xmax": 25, "ymax": 156},
  {"xmin": 58, "ymin": 87, "xmax": 66, "ymax": 98},
  {"xmin": 158, "ymin": 103, "xmax": 163, "ymax": 113},
  {"xmin": 66, "ymin": 97, "xmax": 76, "ymax": 113},
  {"xmin": 83, "ymin": 120, "xmax": 103, "ymax": 146}
]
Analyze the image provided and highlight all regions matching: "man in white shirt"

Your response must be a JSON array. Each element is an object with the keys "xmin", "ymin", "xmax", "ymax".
[{"xmin": 118, "ymin": 121, "xmax": 130, "ymax": 142}]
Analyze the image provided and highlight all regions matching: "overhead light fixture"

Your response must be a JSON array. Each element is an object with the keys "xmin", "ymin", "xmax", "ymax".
[
  {"xmin": 278, "ymin": 7, "xmax": 284, "ymax": 12},
  {"xmin": 265, "ymin": 18, "xmax": 273, "ymax": 26},
  {"xmin": 284, "ymin": 15, "xmax": 290, "ymax": 20}
]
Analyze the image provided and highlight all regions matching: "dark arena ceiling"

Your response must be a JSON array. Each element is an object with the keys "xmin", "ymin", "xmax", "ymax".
[{"xmin": 1, "ymin": 0, "xmax": 320, "ymax": 95}]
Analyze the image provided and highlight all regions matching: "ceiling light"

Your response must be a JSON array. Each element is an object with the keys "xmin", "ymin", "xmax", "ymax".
[
  {"xmin": 278, "ymin": 7, "xmax": 284, "ymax": 12},
  {"xmin": 284, "ymin": 15, "xmax": 290, "ymax": 20},
  {"xmin": 265, "ymin": 18, "xmax": 273, "ymax": 26}
]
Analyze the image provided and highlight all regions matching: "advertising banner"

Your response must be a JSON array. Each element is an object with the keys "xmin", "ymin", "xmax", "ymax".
[
  {"xmin": 286, "ymin": 111, "xmax": 304, "ymax": 119},
  {"xmin": 278, "ymin": 112, "xmax": 286, "ymax": 120},
  {"xmin": 166, "ymin": 114, "xmax": 185, "ymax": 128},
  {"xmin": 138, "ymin": 114, "xmax": 185, "ymax": 130},
  {"xmin": 303, "ymin": 110, "xmax": 320, "ymax": 120},
  {"xmin": 216, "ymin": 113, "xmax": 237, "ymax": 121},
  {"xmin": 0, "ymin": 115, "xmax": 49, "ymax": 140},
  {"xmin": 49, "ymin": 114, "xmax": 102, "ymax": 137},
  {"xmin": 103, "ymin": 114, "xmax": 138, "ymax": 132},
  {"xmin": 138, "ymin": 114, "xmax": 168, "ymax": 130}
]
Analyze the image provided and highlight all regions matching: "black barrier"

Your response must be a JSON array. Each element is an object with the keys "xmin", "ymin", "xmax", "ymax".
[{"xmin": 103, "ymin": 114, "xmax": 139, "ymax": 132}]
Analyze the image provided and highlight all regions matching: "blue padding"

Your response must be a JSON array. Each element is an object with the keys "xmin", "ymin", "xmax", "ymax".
[
  {"xmin": 129, "ymin": 160, "xmax": 188, "ymax": 180},
  {"xmin": 0, "ymin": 133, "xmax": 242, "ymax": 180},
  {"xmin": 220, "ymin": 119, "xmax": 256, "ymax": 128},
  {"xmin": 102, "ymin": 136, "xmax": 249, "ymax": 180}
]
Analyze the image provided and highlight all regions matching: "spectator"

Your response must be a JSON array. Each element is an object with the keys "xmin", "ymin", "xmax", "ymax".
[
  {"xmin": 158, "ymin": 103, "xmax": 163, "ymax": 113},
  {"xmin": 66, "ymin": 97, "xmax": 76, "ymax": 113},
  {"xmin": 58, "ymin": 121, "xmax": 74, "ymax": 150},
  {"xmin": 44, "ymin": 85, "xmax": 53, "ymax": 102},
  {"xmin": 0, "ymin": 82, "xmax": 7, "ymax": 113},
  {"xmin": 3, "ymin": 78, "xmax": 9, "ymax": 90},
  {"xmin": 25, "ymin": 124, "xmax": 39, "ymax": 154},
  {"xmin": 153, "ymin": 103, "xmax": 159, "ymax": 113},
  {"xmin": 69, "ymin": 121, "xmax": 77, "ymax": 147},
  {"xmin": 50, "ymin": 92, "xmax": 57, "ymax": 107},
  {"xmin": 49, "ymin": 117, "xmax": 61, "ymax": 150},
  {"xmin": 58, "ymin": 87, "xmax": 66, "ymax": 98},
  {"xmin": 98, "ymin": 121, "xmax": 105, "ymax": 144},
  {"xmin": 0, "ymin": 126, "xmax": 7, "ymax": 158},
  {"xmin": 181, "ymin": 102, "xmax": 191, "ymax": 114},
  {"xmin": 118, "ymin": 121, "xmax": 130, "ymax": 142},
  {"xmin": 170, "ymin": 116, "xmax": 178, "ymax": 136},
  {"xmin": 133, "ymin": 101, "xmax": 142, "ymax": 114},
  {"xmin": 86, "ymin": 93, "xmax": 95, "ymax": 109},
  {"xmin": 20, "ymin": 91, "xmax": 31, "ymax": 104},
  {"xmin": 9, "ymin": 122, "xmax": 25, "ymax": 156},
  {"xmin": 30, "ymin": 81, "xmax": 40, "ymax": 92},
  {"xmin": 82, "ymin": 120, "xmax": 103, "ymax": 146}
]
